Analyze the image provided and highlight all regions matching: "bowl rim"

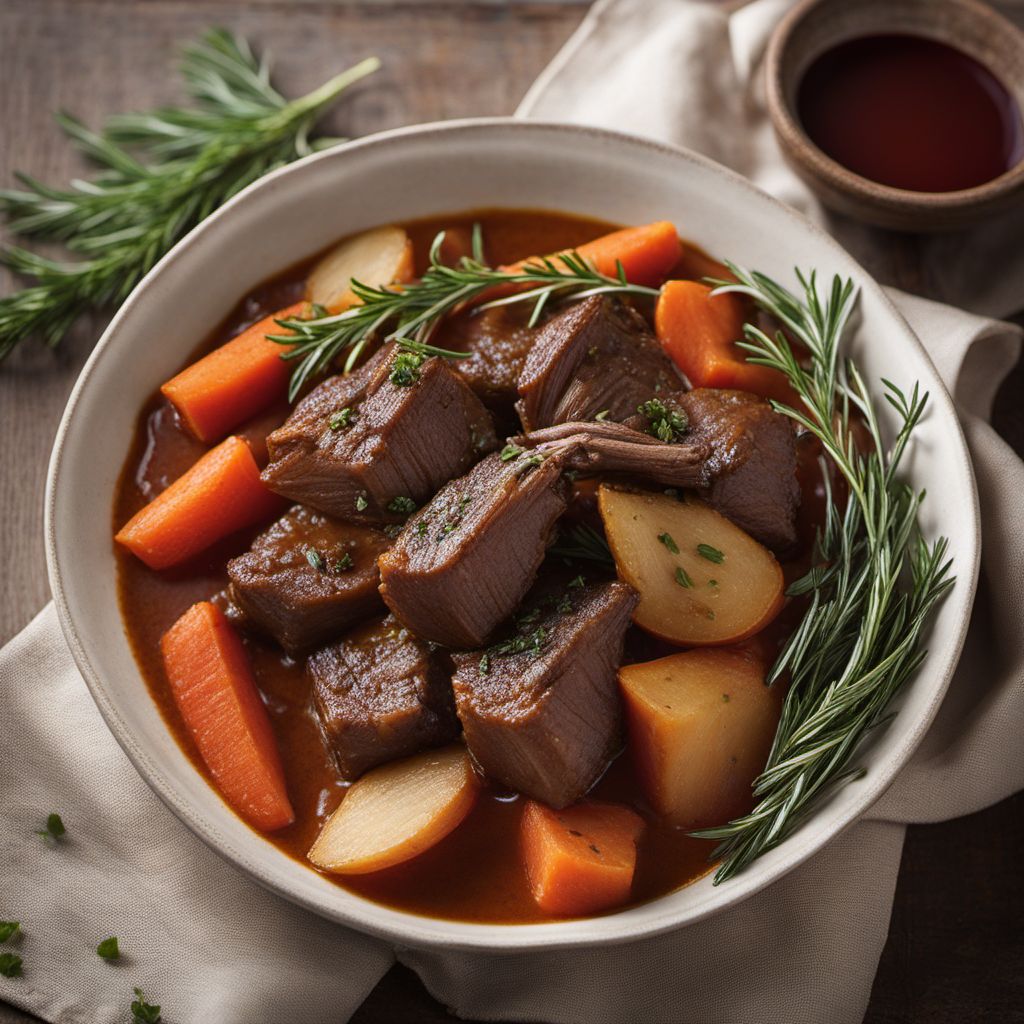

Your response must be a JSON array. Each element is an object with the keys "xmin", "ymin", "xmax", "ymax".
[
  {"xmin": 44, "ymin": 116, "xmax": 980, "ymax": 952},
  {"xmin": 765, "ymin": 0, "xmax": 1024, "ymax": 211}
]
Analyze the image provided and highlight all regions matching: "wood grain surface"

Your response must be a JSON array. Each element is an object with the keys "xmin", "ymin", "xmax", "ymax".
[{"xmin": 1, "ymin": 2, "xmax": 1022, "ymax": 1022}]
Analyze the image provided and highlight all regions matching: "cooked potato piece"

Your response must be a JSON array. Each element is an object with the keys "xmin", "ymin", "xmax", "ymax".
[
  {"xmin": 308, "ymin": 745, "xmax": 478, "ymax": 874},
  {"xmin": 598, "ymin": 485, "xmax": 784, "ymax": 646},
  {"xmin": 307, "ymin": 224, "xmax": 414, "ymax": 312},
  {"xmin": 619, "ymin": 648, "xmax": 780, "ymax": 828}
]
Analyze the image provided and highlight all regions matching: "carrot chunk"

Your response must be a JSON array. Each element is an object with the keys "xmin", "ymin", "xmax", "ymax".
[
  {"xmin": 161, "ymin": 302, "xmax": 307, "ymax": 443},
  {"xmin": 506, "ymin": 221, "xmax": 682, "ymax": 288},
  {"xmin": 115, "ymin": 436, "xmax": 284, "ymax": 570},
  {"xmin": 521, "ymin": 800, "xmax": 645, "ymax": 917},
  {"xmin": 161, "ymin": 602, "xmax": 294, "ymax": 831},
  {"xmin": 654, "ymin": 280, "xmax": 799, "ymax": 405}
]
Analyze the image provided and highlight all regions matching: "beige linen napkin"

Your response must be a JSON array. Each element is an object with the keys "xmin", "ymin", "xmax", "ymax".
[{"xmin": 2, "ymin": 4, "xmax": 1023, "ymax": 1023}]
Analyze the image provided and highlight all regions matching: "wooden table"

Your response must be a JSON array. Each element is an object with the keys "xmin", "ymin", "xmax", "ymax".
[{"xmin": 2, "ymin": 2, "xmax": 1022, "ymax": 1021}]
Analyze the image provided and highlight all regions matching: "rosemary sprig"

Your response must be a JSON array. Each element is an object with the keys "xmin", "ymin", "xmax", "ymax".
[
  {"xmin": 548, "ymin": 523, "xmax": 615, "ymax": 567},
  {"xmin": 0, "ymin": 29, "xmax": 379, "ymax": 361},
  {"xmin": 270, "ymin": 230, "xmax": 659, "ymax": 400},
  {"xmin": 692, "ymin": 265, "xmax": 954, "ymax": 882}
]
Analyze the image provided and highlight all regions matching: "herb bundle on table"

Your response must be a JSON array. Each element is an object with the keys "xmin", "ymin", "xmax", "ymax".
[{"xmin": 0, "ymin": 29, "xmax": 378, "ymax": 361}]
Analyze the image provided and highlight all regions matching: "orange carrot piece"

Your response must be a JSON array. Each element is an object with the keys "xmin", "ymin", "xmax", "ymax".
[
  {"xmin": 655, "ymin": 280, "xmax": 800, "ymax": 406},
  {"xmin": 161, "ymin": 602, "xmax": 294, "ymax": 831},
  {"xmin": 506, "ymin": 221, "xmax": 682, "ymax": 288},
  {"xmin": 115, "ymin": 436, "xmax": 284, "ymax": 570},
  {"xmin": 161, "ymin": 301, "xmax": 308, "ymax": 443},
  {"xmin": 521, "ymin": 800, "xmax": 645, "ymax": 917}
]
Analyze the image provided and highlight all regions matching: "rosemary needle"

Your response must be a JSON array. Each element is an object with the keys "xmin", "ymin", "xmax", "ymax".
[
  {"xmin": 691, "ymin": 265, "xmax": 954, "ymax": 882},
  {"xmin": 0, "ymin": 29, "xmax": 379, "ymax": 362}
]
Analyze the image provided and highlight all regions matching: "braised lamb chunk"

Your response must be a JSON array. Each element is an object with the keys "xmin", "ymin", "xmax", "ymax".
[
  {"xmin": 516, "ymin": 295, "xmax": 680, "ymax": 431},
  {"xmin": 436, "ymin": 304, "xmax": 541, "ymax": 425},
  {"xmin": 378, "ymin": 448, "xmax": 572, "ymax": 649},
  {"xmin": 226, "ymin": 505, "xmax": 388, "ymax": 654},
  {"xmin": 310, "ymin": 614, "xmax": 459, "ymax": 779},
  {"xmin": 452, "ymin": 578, "xmax": 637, "ymax": 809},
  {"xmin": 262, "ymin": 344, "xmax": 497, "ymax": 523},
  {"xmin": 519, "ymin": 388, "xmax": 799, "ymax": 553}
]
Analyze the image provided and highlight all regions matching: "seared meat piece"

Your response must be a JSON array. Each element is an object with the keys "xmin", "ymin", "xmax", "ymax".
[
  {"xmin": 437, "ymin": 305, "xmax": 541, "ymax": 423},
  {"xmin": 310, "ymin": 614, "xmax": 458, "ymax": 779},
  {"xmin": 262, "ymin": 344, "xmax": 496, "ymax": 522},
  {"xmin": 629, "ymin": 389, "xmax": 800, "ymax": 552},
  {"xmin": 378, "ymin": 449, "xmax": 572, "ymax": 648},
  {"xmin": 452, "ymin": 579, "xmax": 637, "ymax": 808},
  {"xmin": 520, "ymin": 388, "xmax": 799, "ymax": 552},
  {"xmin": 227, "ymin": 505, "xmax": 388, "ymax": 653},
  {"xmin": 516, "ymin": 296, "xmax": 679, "ymax": 431}
]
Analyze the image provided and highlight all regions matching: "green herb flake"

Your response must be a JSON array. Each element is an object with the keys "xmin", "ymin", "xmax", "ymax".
[
  {"xmin": 594, "ymin": 409, "xmax": 610, "ymax": 422},
  {"xmin": 415, "ymin": 521, "xmax": 428, "ymax": 537},
  {"xmin": 37, "ymin": 812, "xmax": 65, "ymax": 841},
  {"xmin": 658, "ymin": 532, "xmax": 680, "ymax": 555},
  {"xmin": 354, "ymin": 493, "xmax": 368, "ymax": 512},
  {"xmin": 389, "ymin": 350, "xmax": 425, "ymax": 386},
  {"xmin": 387, "ymin": 496, "xmax": 417, "ymax": 515},
  {"xmin": 637, "ymin": 398, "xmax": 687, "ymax": 443},
  {"xmin": 697, "ymin": 543, "xmax": 724, "ymax": 564},
  {"xmin": 0, "ymin": 922, "xmax": 19, "ymax": 943},
  {"xmin": 674, "ymin": 566, "xmax": 693, "ymax": 588},
  {"xmin": 96, "ymin": 937, "xmax": 120, "ymax": 961},
  {"xmin": 708, "ymin": 579, "xmax": 718, "ymax": 587},
  {"xmin": 333, "ymin": 551, "xmax": 354, "ymax": 572},
  {"xmin": 329, "ymin": 407, "xmax": 353, "ymax": 430},
  {"xmin": 500, "ymin": 443, "xmax": 524, "ymax": 462},
  {"xmin": 478, "ymin": 654, "xmax": 490, "ymax": 676},
  {"xmin": 305, "ymin": 548, "xmax": 325, "ymax": 572},
  {"xmin": 0, "ymin": 953, "xmax": 22, "ymax": 978},
  {"xmin": 722, "ymin": 694, "xmax": 731, "ymax": 703},
  {"xmin": 131, "ymin": 987, "xmax": 162, "ymax": 1024}
]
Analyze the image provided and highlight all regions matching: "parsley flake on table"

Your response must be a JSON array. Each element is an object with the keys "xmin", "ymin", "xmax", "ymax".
[
  {"xmin": 37, "ymin": 812, "xmax": 65, "ymax": 841},
  {"xmin": 131, "ymin": 987, "xmax": 161, "ymax": 1023},
  {"xmin": 97, "ymin": 936, "xmax": 120, "ymax": 960},
  {"xmin": 0, "ymin": 953, "xmax": 22, "ymax": 978},
  {"xmin": 0, "ymin": 922, "xmax": 19, "ymax": 943}
]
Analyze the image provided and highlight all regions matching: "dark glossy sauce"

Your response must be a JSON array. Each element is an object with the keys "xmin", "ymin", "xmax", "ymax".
[
  {"xmin": 114, "ymin": 210, "xmax": 826, "ymax": 923},
  {"xmin": 798, "ymin": 34, "xmax": 1024, "ymax": 192}
]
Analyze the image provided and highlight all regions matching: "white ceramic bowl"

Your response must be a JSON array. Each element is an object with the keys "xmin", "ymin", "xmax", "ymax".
[{"xmin": 45, "ymin": 119, "xmax": 978, "ymax": 952}]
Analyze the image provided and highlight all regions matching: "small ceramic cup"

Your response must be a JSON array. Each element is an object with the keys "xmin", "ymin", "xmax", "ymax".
[{"xmin": 766, "ymin": 0, "xmax": 1024, "ymax": 230}]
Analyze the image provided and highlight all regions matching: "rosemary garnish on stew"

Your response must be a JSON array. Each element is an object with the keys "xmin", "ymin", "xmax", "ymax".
[
  {"xmin": 692, "ymin": 265, "xmax": 954, "ymax": 882},
  {"xmin": 270, "ymin": 229, "xmax": 660, "ymax": 400},
  {"xmin": 0, "ymin": 30, "xmax": 378, "ymax": 362}
]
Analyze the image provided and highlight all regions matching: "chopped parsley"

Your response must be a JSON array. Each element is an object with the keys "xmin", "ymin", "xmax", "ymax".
[
  {"xmin": 390, "ymin": 350, "xmax": 425, "ymax": 386},
  {"xmin": 37, "ymin": 812, "xmax": 65, "ymax": 841},
  {"xmin": 657, "ymin": 532, "xmax": 680, "ymax": 555},
  {"xmin": 697, "ymin": 543, "xmax": 725, "ymax": 564},
  {"xmin": 96, "ymin": 937, "xmax": 120, "ymax": 961},
  {"xmin": 637, "ymin": 398, "xmax": 687, "ymax": 443},
  {"xmin": 0, "ymin": 922, "xmax": 19, "ymax": 943},
  {"xmin": 0, "ymin": 953, "xmax": 22, "ymax": 978},
  {"xmin": 594, "ymin": 409, "xmax": 610, "ymax": 422},
  {"xmin": 333, "ymin": 551, "xmax": 354, "ymax": 572},
  {"xmin": 328, "ymin": 407, "xmax": 353, "ymax": 430},
  {"xmin": 674, "ymin": 566, "xmax": 693, "ymax": 588},
  {"xmin": 387, "ymin": 496, "xmax": 417, "ymax": 515},
  {"xmin": 415, "ymin": 521, "xmax": 429, "ymax": 537},
  {"xmin": 354, "ymin": 493, "xmax": 368, "ymax": 512},
  {"xmin": 131, "ymin": 987, "xmax": 162, "ymax": 1024},
  {"xmin": 500, "ymin": 443, "xmax": 524, "ymax": 462},
  {"xmin": 305, "ymin": 548, "xmax": 325, "ymax": 572}
]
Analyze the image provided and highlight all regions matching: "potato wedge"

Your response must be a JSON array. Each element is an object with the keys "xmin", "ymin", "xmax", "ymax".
[
  {"xmin": 619, "ymin": 648, "xmax": 780, "ymax": 827},
  {"xmin": 598, "ymin": 485, "xmax": 784, "ymax": 646},
  {"xmin": 308, "ymin": 745, "xmax": 478, "ymax": 874},
  {"xmin": 307, "ymin": 225, "xmax": 414, "ymax": 312}
]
